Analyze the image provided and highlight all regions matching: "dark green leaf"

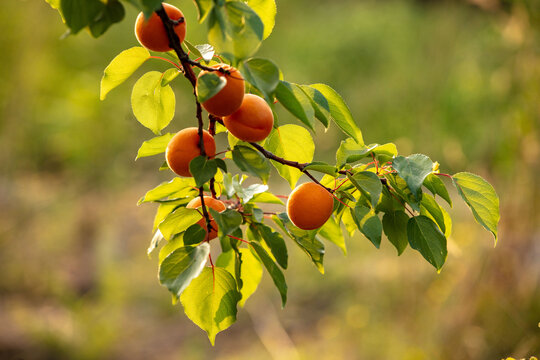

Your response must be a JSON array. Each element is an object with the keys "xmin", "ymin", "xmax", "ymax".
[
  {"xmin": 136, "ymin": 133, "xmax": 174, "ymax": 159},
  {"xmin": 351, "ymin": 204, "xmax": 382, "ymax": 248},
  {"xmin": 209, "ymin": 209, "xmax": 243, "ymax": 239},
  {"xmin": 420, "ymin": 193, "xmax": 446, "ymax": 234},
  {"xmin": 382, "ymin": 211, "xmax": 409, "ymax": 255},
  {"xmin": 60, "ymin": 0, "xmax": 104, "ymax": 34},
  {"xmin": 232, "ymin": 145, "xmax": 271, "ymax": 183},
  {"xmin": 196, "ymin": 72, "xmax": 227, "ymax": 103},
  {"xmin": 253, "ymin": 224, "xmax": 288, "ymax": 269},
  {"xmin": 453, "ymin": 172, "xmax": 500, "ymax": 244},
  {"xmin": 190, "ymin": 156, "xmax": 218, "ymax": 187},
  {"xmin": 100, "ymin": 47, "xmax": 150, "ymax": 100},
  {"xmin": 310, "ymin": 84, "xmax": 363, "ymax": 144},
  {"xmin": 181, "ymin": 267, "xmax": 241, "ymax": 345},
  {"xmin": 423, "ymin": 173, "xmax": 452, "ymax": 207},
  {"xmin": 392, "ymin": 154, "xmax": 434, "ymax": 201},
  {"xmin": 159, "ymin": 208, "xmax": 202, "ymax": 240},
  {"xmin": 159, "ymin": 243, "xmax": 210, "ymax": 298},
  {"xmin": 131, "ymin": 71, "xmax": 176, "ymax": 135},
  {"xmin": 407, "ymin": 216, "xmax": 447, "ymax": 271},
  {"xmin": 88, "ymin": 0, "xmax": 125, "ymax": 38},
  {"xmin": 184, "ymin": 224, "xmax": 207, "ymax": 245},
  {"xmin": 275, "ymin": 81, "xmax": 315, "ymax": 129},
  {"xmin": 348, "ymin": 171, "xmax": 382, "ymax": 208},
  {"xmin": 303, "ymin": 162, "xmax": 338, "ymax": 176},
  {"xmin": 300, "ymin": 85, "xmax": 330, "ymax": 127},
  {"xmin": 241, "ymin": 58, "xmax": 280, "ymax": 101},
  {"xmin": 250, "ymin": 242, "xmax": 287, "ymax": 307},
  {"xmin": 245, "ymin": 0, "xmax": 276, "ymax": 39}
]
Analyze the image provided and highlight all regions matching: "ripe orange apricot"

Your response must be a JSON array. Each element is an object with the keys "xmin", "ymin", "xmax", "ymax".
[
  {"xmin": 223, "ymin": 94, "xmax": 274, "ymax": 142},
  {"xmin": 165, "ymin": 127, "xmax": 216, "ymax": 177},
  {"xmin": 186, "ymin": 196, "xmax": 226, "ymax": 240},
  {"xmin": 198, "ymin": 64, "xmax": 245, "ymax": 117},
  {"xmin": 286, "ymin": 182, "xmax": 334, "ymax": 230},
  {"xmin": 135, "ymin": 3, "xmax": 186, "ymax": 52}
]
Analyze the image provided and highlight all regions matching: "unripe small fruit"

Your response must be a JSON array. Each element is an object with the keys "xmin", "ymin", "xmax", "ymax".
[
  {"xmin": 223, "ymin": 94, "xmax": 274, "ymax": 142},
  {"xmin": 186, "ymin": 196, "xmax": 226, "ymax": 240},
  {"xmin": 135, "ymin": 3, "xmax": 186, "ymax": 52},
  {"xmin": 286, "ymin": 182, "xmax": 334, "ymax": 230},
  {"xmin": 166, "ymin": 127, "xmax": 216, "ymax": 177},
  {"xmin": 199, "ymin": 64, "xmax": 245, "ymax": 117}
]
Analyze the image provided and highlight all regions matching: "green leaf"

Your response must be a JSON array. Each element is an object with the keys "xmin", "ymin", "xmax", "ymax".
[
  {"xmin": 275, "ymin": 81, "xmax": 315, "ymax": 129},
  {"xmin": 453, "ymin": 172, "xmax": 500, "ymax": 244},
  {"xmin": 253, "ymin": 224, "xmax": 288, "ymax": 269},
  {"xmin": 88, "ymin": 0, "xmax": 125, "ymax": 38},
  {"xmin": 161, "ymin": 68, "xmax": 181, "ymax": 86},
  {"xmin": 245, "ymin": 0, "xmax": 276, "ymax": 39},
  {"xmin": 237, "ymin": 184, "xmax": 268, "ymax": 203},
  {"xmin": 159, "ymin": 243, "xmax": 210, "ymax": 298},
  {"xmin": 407, "ymin": 216, "xmax": 447, "ymax": 271},
  {"xmin": 250, "ymin": 242, "xmax": 287, "ymax": 307},
  {"xmin": 190, "ymin": 43, "xmax": 216, "ymax": 63},
  {"xmin": 184, "ymin": 224, "xmax": 207, "ymax": 245},
  {"xmin": 351, "ymin": 204, "xmax": 382, "ymax": 248},
  {"xmin": 310, "ymin": 84, "xmax": 363, "ymax": 144},
  {"xmin": 147, "ymin": 230, "xmax": 165, "ymax": 256},
  {"xmin": 136, "ymin": 133, "xmax": 174, "ymax": 159},
  {"xmin": 181, "ymin": 267, "xmax": 241, "ymax": 345},
  {"xmin": 197, "ymin": 72, "xmax": 227, "ymax": 103},
  {"xmin": 139, "ymin": 177, "xmax": 196, "ymax": 204},
  {"xmin": 46, "ymin": 0, "xmax": 61, "ymax": 10},
  {"xmin": 209, "ymin": 209, "xmax": 243, "ymax": 239},
  {"xmin": 250, "ymin": 192, "xmax": 284, "ymax": 205},
  {"xmin": 348, "ymin": 171, "xmax": 382, "ymax": 208},
  {"xmin": 241, "ymin": 58, "xmax": 280, "ymax": 101},
  {"xmin": 303, "ymin": 162, "xmax": 338, "ymax": 176},
  {"xmin": 318, "ymin": 216, "xmax": 347, "ymax": 255},
  {"xmin": 382, "ymin": 211, "xmax": 409, "ymax": 255},
  {"xmin": 60, "ymin": 0, "xmax": 104, "ymax": 34},
  {"xmin": 420, "ymin": 193, "xmax": 446, "ymax": 234},
  {"xmin": 232, "ymin": 145, "xmax": 271, "ymax": 183},
  {"xmin": 207, "ymin": 1, "xmax": 264, "ymax": 60},
  {"xmin": 190, "ymin": 156, "xmax": 218, "ymax": 187},
  {"xmin": 131, "ymin": 71, "xmax": 176, "ymax": 135},
  {"xmin": 193, "ymin": 0, "xmax": 214, "ymax": 23},
  {"xmin": 274, "ymin": 213, "xmax": 325, "ymax": 274},
  {"xmin": 300, "ymin": 85, "xmax": 331, "ymax": 128},
  {"xmin": 159, "ymin": 208, "xmax": 202, "ymax": 240},
  {"xmin": 392, "ymin": 154, "xmax": 433, "ymax": 201},
  {"xmin": 336, "ymin": 140, "xmax": 398, "ymax": 168},
  {"xmin": 100, "ymin": 47, "xmax": 150, "ymax": 100},
  {"xmin": 216, "ymin": 248, "xmax": 263, "ymax": 307},
  {"xmin": 266, "ymin": 125, "xmax": 315, "ymax": 188},
  {"xmin": 423, "ymin": 173, "xmax": 452, "ymax": 207}
]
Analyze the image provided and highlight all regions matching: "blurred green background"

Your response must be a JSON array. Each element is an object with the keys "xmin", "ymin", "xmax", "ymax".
[{"xmin": 1, "ymin": 0, "xmax": 539, "ymax": 359}]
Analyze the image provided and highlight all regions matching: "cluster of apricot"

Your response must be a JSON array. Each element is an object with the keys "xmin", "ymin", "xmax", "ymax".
[{"xmin": 135, "ymin": 4, "xmax": 334, "ymax": 236}]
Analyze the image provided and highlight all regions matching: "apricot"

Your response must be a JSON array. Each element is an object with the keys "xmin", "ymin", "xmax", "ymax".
[
  {"xmin": 199, "ymin": 64, "xmax": 245, "ymax": 117},
  {"xmin": 135, "ymin": 3, "xmax": 186, "ymax": 52},
  {"xmin": 223, "ymin": 94, "xmax": 274, "ymax": 142},
  {"xmin": 186, "ymin": 196, "xmax": 226, "ymax": 240},
  {"xmin": 165, "ymin": 127, "xmax": 216, "ymax": 177},
  {"xmin": 286, "ymin": 182, "xmax": 334, "ymax": 230}
]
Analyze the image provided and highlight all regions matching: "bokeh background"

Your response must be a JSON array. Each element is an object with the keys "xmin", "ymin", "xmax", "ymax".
[{"xmin": 1, "ymin": 0, "xmax": 539, "ymax": 359}]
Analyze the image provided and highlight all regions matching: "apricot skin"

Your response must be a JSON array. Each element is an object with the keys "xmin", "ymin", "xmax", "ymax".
[
  {"xmin": 199, "ymin": 64, "xmax": 245, "ymax": 117},
  {"xmin": 186, "ymin": 196, "xmax": 226, "ymax": 240},
  {"xmin": 135, "ymin": 3, "xmax": 186, "ymax": 52},
  {"xmin": 223, "ymin": 94, "xmax": 274, "ymax": 142},
  {"xmin": 165, "ymin": 128, "xmax": 216, "ymax": 177},
  {"xmin": 286, "ymin": 182, "xmax": 334, "ymax": 230}
]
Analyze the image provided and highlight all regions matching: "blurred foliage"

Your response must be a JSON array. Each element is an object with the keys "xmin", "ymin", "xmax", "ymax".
[{"xmin": 0, "ymin": 0, "xmax": 538, "ymax": 359}]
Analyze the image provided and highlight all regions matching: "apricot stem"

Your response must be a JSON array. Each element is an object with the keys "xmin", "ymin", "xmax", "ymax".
[{"xmin": 149, "ymin": 56, "xmax": 183, "ymax": 71}]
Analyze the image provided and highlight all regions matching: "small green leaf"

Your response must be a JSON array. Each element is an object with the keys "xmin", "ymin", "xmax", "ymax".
[
  {"xmin": 147, "ymin": 230, "xmax": 165, "ymax": 256},
  {"xmin": 336, "ymin": 140, "xmax": 397, "ymax": 168},
  {"xmin": 275, "ymin": 81, "xmax": 315, "ymax": 130},
  {"xmin": 407, "ymin": 216, "xmax": 447, "ymax": 271},
  {"xmin": 253, "ymin": 224, "xmax": 288, "ymax": 269},
  {"xmin": 190, "ymin": 156, "xmax": 218, "ymax": 187},
  {"xmin": 184, "ymin": 224, "xmax": 207, "ymax": 245},
  {"xmin": 392, "ymin": 154, "xmax": 433, "ymax": 201},
  {"xmin": 196, "ymin": 44, "xmax": 215, "ymax": 62},
  {"xmin": 159, "ymin": 243, "xmax": 210, "ymax": 298},
  {"xmin": 245, "ymin": 0, "xmax": 276, "ymax": 39},
  {"xmin": 453, "ymin": 172, "xmax": 500, "ymax": 244},
  {"xmin": 382, "ymin": 211, "xmax": 409, "ymax": 255},
  {"xmin": 60, "ymin": 0, "xmax": 104, "ymax": 34},
  {"xmin": 310, "ymin": 84, "xmax": 363, "ymax": 144},
  {"xmin": 266, "ymin": 125, "xmax": 315, "ymax": 188},
  {"xmin": 232, "ymin": 145, "xmax": 271, "ymax": 183},
  {"xmin": 318, "ymin": 216, "xmax": 347, "ymax": 255},
  {"xmin": 136, "ymin": 133, "xmax": 174, "ymax": 159},
  {"xmin": 196, "ymin": 72, "xmax": 227, "ymax": 103},
  {"xmin": 139, "ymin": 177, "xmax": 196, "ymax": 204},
  {"xmin": 88, "ymin": 0, "xmax": 125, "ymax": 38},
  {"xmin": 300, "ymin": 85, "xmax": 331, "ymax": 128},
  {"xmin": 250, "ymin": 242, "xmax": 287, "ymax": 307},
  {"xmin": 209, "ymin": 209, "xmax": 243, "ymax": 239},
  {"xmin": 193, "ymin": 0, "xmax": 214, "ymax": 22},
  {"xmin": 181, "ymin": 267, "xmax": 241, "ymax": 345},
  {"xmin": 303, "ymin": 162, "xmax": 338, "ymax": 176},
  {"xmin": 100, "ymin": 47, "xmax": 150, "ymax": 100},
  {"xmin": 250, "ymin": 192, "xmax": 284, "ymax": 205},
  {"xmin": 348, "ymin": 171, "xmax": 382, "ymax": 208},
  {"xmin": 423, "ymin": 173, "xmax": 452, "ymax": 207},
  {"xmin": 351, "ymin": 204, "xmax": 382, "ymax": 248},
  {"xmin": 161, "ymin": 68, "xmax": 181, "ymax": 86},
  {"xmin": 159, "ymin": 207, "xmax": 202, "ymax": 240},
  {"xmin": 131, "ymin": 71, "xmax": 176, "ymax": 135},
  {"xmin": 420, "ymin": 193, "xmax": 446, "ymax": 234},
  {"xmin": 241, "ymin": 58, "xmax": 280, "ymax": 101}
]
